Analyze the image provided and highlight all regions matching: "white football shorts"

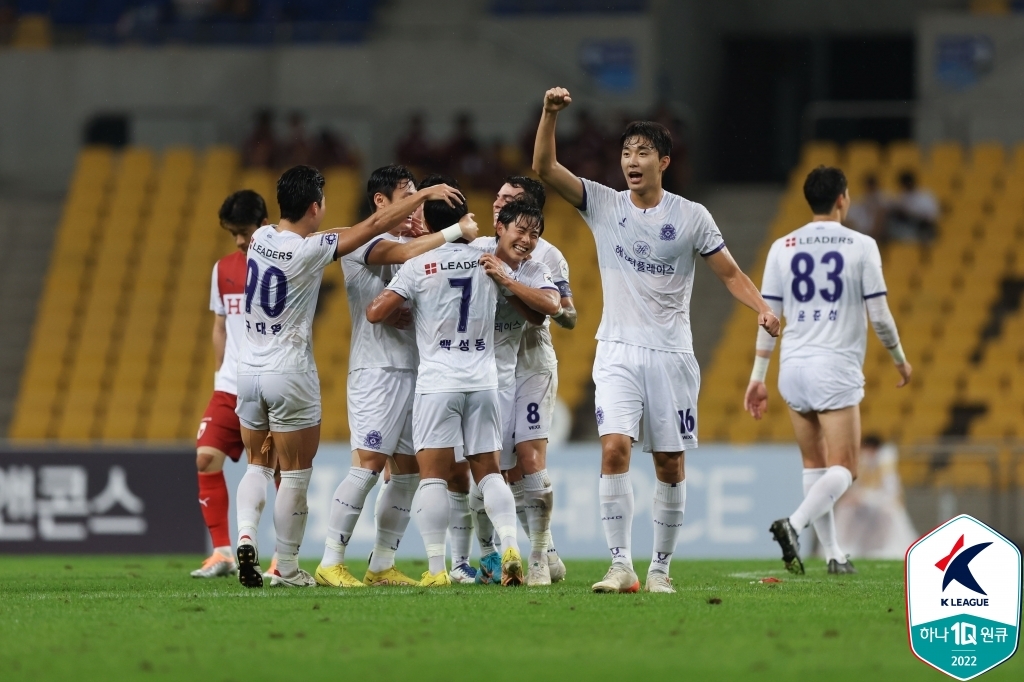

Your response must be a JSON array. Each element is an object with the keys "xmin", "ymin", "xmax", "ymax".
[
  {"xmin": 348, "ymin": 367, "xmax": 415, "ymax": 456},
  {"xmin": 778, "ymin": 362, "xmax": 864, "ymax": 414},
  {"xmin": 413, "ymin": 389, "xmax": 502, "ymax": 457},
  {"xmin": 592, "ymin": 341, "xmax": 700, "ymax": 453},
  {"xmin": 235, "ymin": 371, "xmax": 321, "ymax": 432}
]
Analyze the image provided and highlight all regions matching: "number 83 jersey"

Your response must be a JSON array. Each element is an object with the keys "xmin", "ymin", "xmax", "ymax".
[
  {"xmin": 760, "ymin": 220, "xmax": 888, "ymax": 371},
  {"xmin": 238, "ymin": 225, "xmax": 339, "ymax": 376}
]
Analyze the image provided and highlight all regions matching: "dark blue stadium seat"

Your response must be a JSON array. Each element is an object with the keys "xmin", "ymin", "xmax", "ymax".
[
  {"xmin": 491, "ymin": 0, "xmax": 647, "ymax": 13},
  {"xmin": 50, "ymin": 0, "xmax": 94, "ymax": 25}
]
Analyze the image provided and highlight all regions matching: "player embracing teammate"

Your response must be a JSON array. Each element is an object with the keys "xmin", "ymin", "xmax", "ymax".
[{"xmin": 533, "ymin": 87, "xmax": 780, "ymax": 593}]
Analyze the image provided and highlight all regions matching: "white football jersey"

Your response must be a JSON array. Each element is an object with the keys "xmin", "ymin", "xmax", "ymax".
[
  {"xmin": 342, "ymin": 233, "xmax": 417, "ymax": 372},
  {"xmin": 517, "ymin": 238, "xmax": 570, "ymax": 376},
  {"xmin": 492, "ymin": 259, "xmax": 558, "ymax": 389},
  {"xmin": 209, "ymin": 251, "xmax": 247, "ymax": 395},
  {"xmin": 237, "ymin": 225, "xmax": 338, "ymax": 375},
  {"xmin": 578, "ymin": 178, "xmax": 724, "ymax": 353},
  {"xmin": 387, "ymin": 243, "xmax": 503, "ymax": 394},
  {"xmin": 760, "ymin": 221, "xmax": 887, "ymax": 371}
]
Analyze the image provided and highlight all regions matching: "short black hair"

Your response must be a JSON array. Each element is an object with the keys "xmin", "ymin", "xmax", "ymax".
[
  {"xmin": 419, "ymin": 174, "xmax": 467, "ymax": 233},
  {"xmin": 497, "ymin": 199, "xmax": 545, "ymax": 237},
  {"xmin": 366, "ymin": 164, "xmax": 416, "ymax": 213},
  {"xmin": 277, "ymin": 165, "xmax": 325, "ymax": 223},
  {"xmin": 218, "ymin": 190, "xmax": 268, "ymax": 231},
  {"xmin": 620, "ymin": 121, "xmax": 672, "ymax": 158},
  {"xmin": 504, "ymin": 175, "xmax": 546, "ymax": 210},
  {"xmin": 803, "ymin": 166, "xmax": 848, "ymax": 214}
]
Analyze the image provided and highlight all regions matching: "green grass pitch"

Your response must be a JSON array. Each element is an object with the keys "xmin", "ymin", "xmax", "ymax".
[{"xmin": 1, "ymin": 556, "xmax": 1019, "ymax": 681}]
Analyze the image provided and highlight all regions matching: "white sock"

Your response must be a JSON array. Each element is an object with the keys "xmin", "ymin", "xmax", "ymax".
[
  {"xmin": 415, "ymin": 478, "xmax": 450, "ymax": 575},
  {"xmin": 469, "ymin": 480, "xmax": 497, "ymax": 556},
  {"xmin": 448, "ymin": 491, "xmax": 473, "ymax": 567},
  {"xmin": 650, "ymin": 480, "xmax": 686, "ymax": 576},
  {"xmin": 274, "ymin": 468, "xmax": 312, "ymax": 576},
  {"xmin": 479, "ymin": 473, "xmax": 518, "ymax": 555},
  {"xmin": 545, "ymin": 534, "xmax": 561, "ymax": 566},
  {"xmin": 789, "ymin": 465, "xmax": 853, "ymax": 531},
  {"xmin": 322, "ymin": 467, "xmax": 378, "ymax": 567},
  {"xmin": 236, "ymin": 464, "xmax": 273, "ymax": 547},
  {"xmin": 802, "ymin": 468, "xmax": 846, "ymax": 562},
  {"xmin": 599, "ymin": 473, "xmax": 633, "ymax": 568},
  {"xmin": 509, "ymin": 479, "xmax": 530, "ymax": 536},
  {"xmin": 370, "ymin": 473, "xmax": 419, "ymax": 573},
  {"xmin": 523, "ymin": 470, "xmax": 553, "ymax": 558}
]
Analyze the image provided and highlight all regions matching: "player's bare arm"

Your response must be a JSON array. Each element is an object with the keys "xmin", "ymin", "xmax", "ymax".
[
  {"xmin": 212, "ymin": 314, "xmax": 227, "ymax": 370},
  {"xmin": 744, "ymin": 349, "xmax": 772, "ymax": 420},
  {"xmin": 367, "ymin": 212, "xmax": 479, "ymax": 266},
  {"xmin": 366, "ymin": 290, "xmax": 407, "ymax": 325},
  {"xmin": 316, "ymin": 184, "xmax": 464, "ymax": 257},
  {"xmin": 704, "ymin": 247, "xmax": 781, "ymax": 336},
  {"xmin": 551, "ymin": 295, "xmax": 577, "ymax": 329},
  {"xmin": 532, "ymin": 87, "xmax": 585, "ymax": 208},
  {"xmin": 480, "ymin": 253, "xmax": 561, "ymax": 319}
]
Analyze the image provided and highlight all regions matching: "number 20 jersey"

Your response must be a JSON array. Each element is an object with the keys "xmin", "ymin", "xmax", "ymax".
[
  {"xmin": 760, "ymin": 220, "xmax": 888, "ymax": 371},
  {"xmin": 237, "ymin": 224, "xmax": 338, "ymax": 376}
]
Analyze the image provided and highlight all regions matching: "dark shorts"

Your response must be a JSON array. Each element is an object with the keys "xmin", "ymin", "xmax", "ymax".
[{"xmin": 196, "ymin": 391, "xmax": 244, "ymax": 461}]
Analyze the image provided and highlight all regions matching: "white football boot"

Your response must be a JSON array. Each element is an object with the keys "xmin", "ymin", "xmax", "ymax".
[
  {"xmin": 526, "ymin": 554, "xmax": 552, "ymax": 586},
  {"xmin": 547, "ymin": 551, "xmax": 567, "ymax": 583},
  {"xmin": 643, "ymin": 573, "xmax": 676, "ymax": 593},
  {"xmin": 591, "ymin": 564, "xmax": 640, "ymax": 593},
  {"xmin": 449, "ymin": 563, "xmax": 478, "ymax": 584},
  {"xmin": 190, "ymin": 551, "xmax": 237, "ymax": 578},
  {"xmin": 270, "ymin": 568, "xmax": 316, "ymax": 587}
]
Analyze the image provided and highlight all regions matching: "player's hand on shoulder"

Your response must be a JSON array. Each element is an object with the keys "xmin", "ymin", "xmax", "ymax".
[
  {"xmin": 744, "ymin": 381, "xmax": 768, "ymax": 420},
  {"xmin": 479, "ymin": 253, "xmax": 510, "ymax": 285},
  {"xmin": 543, "ymin": 87, "xmax": 572, "ymax": 113},
  {"xmin": 459, "ymin": 212, "xmax": 479, "ymax": 241},
  {"xmin": 420, "ymin": 184, "xmax": 464, "ymax": 208},
  {"xmin": 895, "ymin": 360, "xmax": 912, "ymax": 388},
  {"xmin": 759, "ymin": 310, "xmax": 781, "ymax": 337},
  {"xmin": 385, "ymin": 306, "xmax": 412, "ymax": 330}
]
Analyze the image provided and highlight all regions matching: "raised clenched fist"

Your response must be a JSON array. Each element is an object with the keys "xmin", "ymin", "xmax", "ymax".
[{"xmin": 544, "ymin": 87, "xmax": 572, "ymax": 113}]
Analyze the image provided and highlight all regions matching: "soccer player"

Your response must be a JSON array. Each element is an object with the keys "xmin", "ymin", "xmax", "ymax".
[
  {"xmin": 468, "ymin": 177, "xmax": 576, "ymax": 586},
  {"xmin": 192, "ymin": 190, "xmax": 268, "ymax": 579},
  {"xmin": 233, "ymin": 165, "xmax": 462, "ymax": 588},
  {"xmin": 744, "ymin": 166, "xmax": 911, "ymax": 575},
  {"xmin": 366, "ymin": 176, "xmax": 528, "ymax": 587},
  {"xmin": 533, "ymin": 87, "xmax": 780, "ymax": 594},
  {"xmin": 314, "ymin": 165, "xmax": 479, "ymax": 588}
]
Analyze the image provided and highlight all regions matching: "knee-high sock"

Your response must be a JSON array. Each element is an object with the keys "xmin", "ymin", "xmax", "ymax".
[
  {"xmin": 322, "ymin": 467, "xmax": 378, "ymax": 567},
  {"xmin": 198, "ymin": 471, "xmax": 231, "ymax": 551},
  {"xmin": 650, "ymin": 480, "xmax": 686, "ymax": 576},
  {"xmin": 369, "ymin": 473, "xmax": 419, "ymax": 573},
  {"xmin": 599, "ymin": 473, "xmax": 633, "ymax": 567},
  {"xmin": 274, "ymin": 468, "xmax": 313, "ymax": 576},
  {"xmin": 415, "ymin": 478, "xmax": 450, "ymax": 575},
  {"xmin": 789, "ymin": 465, "xmax": 853, "ymax": 531},
  {"xmin": 236, "ymin": 464, "xmax": 273, "ymax": 547},
  {"xmin": 509, "ymin": 479, "xmax": 530, "ymax": 536},
  {"xmin": 448, "ymin": 491, "xmax": 473, "ymax": 567},
  {"xmin": 523, "ymin": 470, "xmax": 553, "ymax": 558},
  {"xmin": 803, "ymin": 468, "xmax": 845, "ymax": 562},
  {"xmin": 479, "ymin": 473, "xmax": 518, "ymax": 554},
  {"xmin": 469, "ymin": 479, "xmax": 497, "ymax": 556}
]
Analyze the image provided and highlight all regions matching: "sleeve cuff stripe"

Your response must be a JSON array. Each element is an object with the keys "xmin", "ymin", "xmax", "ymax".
[
  {"xmin": 363, "ymin": 238, "xmax": 384, "ymax": 264},
  {"xmin": 863, "ymin": 291, "xmax": 887, "ymax": 299},
  {"xmin": 700, "ymin": 242, "xmax": 726, "ymax": 257},
  {"xmin": 762, "ymin": 295, "xmax": 783, "ymax": 301}
]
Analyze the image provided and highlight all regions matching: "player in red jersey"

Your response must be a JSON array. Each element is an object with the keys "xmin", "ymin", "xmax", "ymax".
[{"xmin": 191, "ymin": 190, "xmax": 269, "ymax": 578}]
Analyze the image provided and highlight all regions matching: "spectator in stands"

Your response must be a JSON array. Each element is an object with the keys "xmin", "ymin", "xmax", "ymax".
[
  {"xmin": 280, "ymin": 111, "xmax": 312, "ymax": 167},
  {"xmin": 311, "ymin": 128, "xmax": 357, "ymax": 170},
  {"xmin": 886, "ymin": 170, "xmax": 939, "ymax": 242},
  {"xmin": 395, "ymin": 113, "xmax": 434, "ymax": 170},
  {"xmin": 845, "ymin": 174, "xmax": 888, "ymax": 239},
  {"xmin": 242, "ymin": 109, "xmax": 278, "ymax": 169},
  {"xmin": 442, "ymin": 112, "xmax": 481, "ymax": 177}
]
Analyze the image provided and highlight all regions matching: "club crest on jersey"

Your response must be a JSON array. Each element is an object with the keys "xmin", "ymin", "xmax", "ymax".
[
  {"xmin": 595, "ymin": 407, "xmax": 605, "ymax": 425},
  {"xmin": 785, "ymin": 237, "xmax": 796, "ymax": 247},
  {"xmin": 363, "ymin": 430, "xmax": 383, "ymax": 450},
  {"xmin": 906, "ymin": 514, "xmax": 1021, "ymax": 680},
  {"xmin": 320, "ymin": 233, "xmax": 337, "ymax": 246},
  {"xmin": 660, "ymin": 224, "xmax": 677, "ymax": 241},
  {"xmin": 424, "ymin": 262, "xmax": 438, "ymax": 275},
  {"xmin": 633, "ymin": 241, "xmax": 651, "ymax": 258}
]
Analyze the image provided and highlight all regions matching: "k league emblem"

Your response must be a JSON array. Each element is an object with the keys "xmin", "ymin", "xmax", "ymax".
[{"xmin": 906, "ymin": 514, "xmax": 1021, "ymax": 680}]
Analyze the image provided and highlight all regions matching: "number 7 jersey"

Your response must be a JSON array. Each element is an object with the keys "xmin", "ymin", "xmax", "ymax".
[{"xmin": 760, "ymin": 220, "xmax": 887, "ymax": 370}]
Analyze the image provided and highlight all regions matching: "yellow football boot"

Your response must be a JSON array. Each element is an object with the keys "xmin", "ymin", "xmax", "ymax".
[
  {"xmin": 313, "ymin": 563, "xmax": 365, "ymax": 588},
  {"xmin": 500, "ymin": 547, "xmax": 524, "ymax": 587},
  {"xmin": 363, "ymin": 566, "xmax": 419, "ymax": 587},
  {"xmin": 419, "ymin": 569, "xmax": 453, "ymax": 587}
]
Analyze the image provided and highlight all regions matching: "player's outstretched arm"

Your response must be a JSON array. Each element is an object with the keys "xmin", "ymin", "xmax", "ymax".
[
  {"xmin": 532, "ymin": 87, "xmax": 585, "ymax": 209},
  {"xmin": 366, "ymin": 213, "xmax": 479, "ymax": 266},
  {"xmin": 316, "ymin": 184, "xmax": 464, "ymax": 258},
  {"xmin": 704, "ymin": 247, "xmax": 781, "ymax": 336},
  {"xmin": 366, "ymin": 290, "xmax": 407, "ymax": 325}
]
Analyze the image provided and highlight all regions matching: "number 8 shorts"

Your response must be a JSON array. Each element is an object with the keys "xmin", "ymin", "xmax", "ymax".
[
  {"xmin": 235, "ymin": 371, "xmax": 322, "ymax": 432},
  {"xmin": 592, "ymin": 340, "xmax": 700, "ymax": 453},
  {"xmin": 496, "ymin": 371, "xmax": 558, "ymax": 470}
]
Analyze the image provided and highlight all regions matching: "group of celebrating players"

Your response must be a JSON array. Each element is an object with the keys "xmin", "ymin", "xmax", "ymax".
[{"xmin": 188, "ymin": 86, "xmax": 910, "ymax": 593}]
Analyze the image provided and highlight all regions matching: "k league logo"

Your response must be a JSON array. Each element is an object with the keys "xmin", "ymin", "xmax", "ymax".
[{"xmin": 906, "ymin": 514, "xmax": 1021, "ymax": 680}]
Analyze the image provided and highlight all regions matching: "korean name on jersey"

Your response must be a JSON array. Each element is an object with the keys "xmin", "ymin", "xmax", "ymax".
[
  {"xmin": 386, "ymin": 243, "xmax": 504, "ymax": 394},
  {"xmin": 578, "ymin": 178, "xmax": 724, "ymax": 353},
  {"xmin": 237, "ymin": 225, "xmax": 339, "ymax": 375},
  {"xmin": 761, "ymin": 221, "xmax": 887, "ymax": 371}
]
